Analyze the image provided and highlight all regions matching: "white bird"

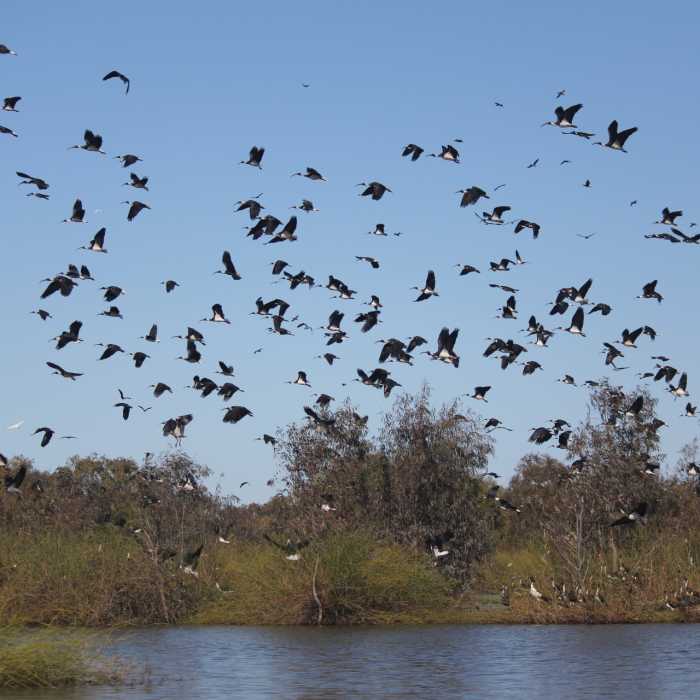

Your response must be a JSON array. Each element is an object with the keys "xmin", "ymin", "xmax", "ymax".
[{"xmin": 5, "ymin": 421, "xmax": 24, "ymax": 430}]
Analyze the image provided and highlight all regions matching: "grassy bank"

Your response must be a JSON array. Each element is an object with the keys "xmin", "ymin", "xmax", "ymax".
[
  {"xmin": 193, "ymin": 532, "xmax": 459, "ymax": 625},
  {"xmin": 0, "ymin": 625, "xmax": 125, "ymax": 688}
]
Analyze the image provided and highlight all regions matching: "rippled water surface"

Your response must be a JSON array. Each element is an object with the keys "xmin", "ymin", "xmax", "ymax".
[{"xmin": 9, "ymin": 624, "xmax": 700, "ymax": 699}]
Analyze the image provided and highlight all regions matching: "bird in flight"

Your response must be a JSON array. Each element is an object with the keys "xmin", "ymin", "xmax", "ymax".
[
  {"xmin": 556, "ymin": 89, "xmax": 565, "ymax": 98},
  {"xmin": 6, "ymin": 421, "xmax": 23, "ymax": 430},
  {"xmin": 577, "ymin": 232, "xmax": 596, "ymax": 239},
  {"xmin": 103, "ymin": 71, "xmax": 130, "ymax": 94}
]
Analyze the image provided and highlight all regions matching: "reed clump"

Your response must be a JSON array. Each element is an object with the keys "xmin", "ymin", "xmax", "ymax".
[
  {"xmin": 193, "ymin": 531, "xmax": 457, "ymax": 625},
  {"xmin": 0, "ymin": 625, "xmax": 124, "ymax": 688}
]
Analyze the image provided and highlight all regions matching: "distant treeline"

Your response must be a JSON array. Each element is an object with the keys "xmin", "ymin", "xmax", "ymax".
[{"xmin": 1, "ymin": 383, "xmax": 699, "ymax": 626}]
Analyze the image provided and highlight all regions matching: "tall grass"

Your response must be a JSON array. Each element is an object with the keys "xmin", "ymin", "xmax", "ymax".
[
  {"xmin": 0, "ymin": 526, "xmax": 211, "ymax": 626},
  {"xmin": 479, "ymin": 531, "xmax": 700, "ymax": 623},
  {"xmin": 0, "ymin": 625, "xmax": 125, "ymax": 688},
  {"xmin": 193, "ymin": 532, "xmax": 458, "ymax": 625}
]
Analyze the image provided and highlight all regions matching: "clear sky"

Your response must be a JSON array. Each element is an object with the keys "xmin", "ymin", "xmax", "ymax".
[{"xmin": 2, "ymin": 1, "xmax": 699, "ymax": 503}]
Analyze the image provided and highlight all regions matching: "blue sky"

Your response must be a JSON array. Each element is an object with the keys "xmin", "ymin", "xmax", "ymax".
[{"xmin": 2, "ymin": 1, "xmax": 699, "ymax": 502}]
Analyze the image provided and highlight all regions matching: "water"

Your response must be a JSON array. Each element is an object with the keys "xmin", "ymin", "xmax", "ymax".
[{"xmin": 8, "ymin": 624, "xmax": 700, "ymax": 699}]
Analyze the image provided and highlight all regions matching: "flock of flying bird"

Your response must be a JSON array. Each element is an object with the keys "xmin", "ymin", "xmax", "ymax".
[{"xmin": 1, "ymin": 47, "xmax": 697, "ymax": 564}]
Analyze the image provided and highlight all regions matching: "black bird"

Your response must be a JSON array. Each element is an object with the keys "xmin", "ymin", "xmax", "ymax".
[
  {"xmin": 17, "ymin": 171, "xmax": 49, "ymax": 189},
  {"xmin": 100, "ymin": 285, "xmax": 125, "ymax": 302},
  {"xmin": 286, "ymin": 371, "xmax": 311, "ymax": 387},
  {"xmin": 355, "ymin": 310, "xmax": 381, "ymax": 333},
  {"xmin": 201, "ymin": 303, "xmax": 230, "ymax": 324},
  {"xmin": 60, "ymin": 199, "xmax": 87, "ymax": 223},
  {"xmin": 529, "ymin": 427, "xmax": 553, "ymax": 445},
  {"xmin": 162, "ymin": 414, "xmax": 193, "ymax": 445},
  {"xmin": 542, "ymin": 104, "xmax": 583, "ymax": 128},
  {"xmin": 218, "ymin": 383, "xmax": 244, "ymax": 401},
  {"xmin": 263, "ymin": 533, "xmax": 312, "ymax": 560},
  {"xmin": 46, "ymin": 362, "xmax": 82, "ymax": 380},
  {"xmin": 78, "ymin": 228, "xmax": 108, "ymax": 253},
  {"xmin": 172, "ymin": 327, "xmax": 206, "ymax": 345},
  {"xmin": 69, "ymin": 129, "xmax": 105, "ymax": 153},
  {"xmin": 514, "ymin": 220, "xmax": 541, "ymax": 239},
  {"xmin": 426, "ymin": 531, "xmax": 454, "ymax": 558},
  {"xmin": 122, "ymin": 172, "xmax": 148, "ymax": 190},
  {"xmin": 0, "ymin": 45, "xmax": 17, "ymax": 55},
  {"xmin": 214, "ymin": 251, "xmax": 241, "ymax": 280},
  {"xmin": 411, "ymin": 270, "xmax": 438, "ymax": 301},
  {"xmin": 239, "ymin": 146, "xmax": 264, "ymax": 168},
  {"xmin": 616, "ymin": 395, "xmax": 644, "ymax": 418},
  {"xmin": 314, "ymin": 353, "xmax": 339, "ymax": 365},
  {"xmin": 357, "ymin": 182, "xmax": 392, "ymax": 200},
  {"xmin": 466, "ymin": 386, "xmax": 491, "ymax": 402},
  {"xmin": 426, "ymin": 145, "xmax": 460, "ymax": 163},
  {"xmin": 407, "ymin": 336, "xmax": 427, "ymax": 353},
  {"xmin": 235, "ymin": 199, "xmax": 263, "ymax": 219},
  {"xmin": 553, "ymin": 431, "xmax": 572, "ymax": 449},
  {"xmin": 423, "ymin": 327, "xmax": 460, "ymax": 367},
  {"xmin": 256, "ymin": 434, "xmax": 277, "ymax": 445},
  {"xmin": 289, "ymin": 199, "xmax": 318, "ymax": 213},
  {"xmin": 176, "ymin": 340, "xmax": 203, "ymax": 364},
  {"xmin": 122, "ymin": 201, "xmax": 151, "ymax": 221},
  {"xmin": 161, "ymin": 280, "xmax": 179, "ymax": 293},
  {"xmin": 593, "ymin": 120, "xmax": 638, "ymax": 152},
  {"xmin": 95, "ymin": 344, "xmax": 124, "ymax": 361},
  {"xmin": 588, "ymin": 303, "xmax": 612, "ymax": 316},
  {"xmin": 455, "ymin": 186, "xmax": 490, "ymax": 207},
  {"xmin": 32, "ymin": 427, "xmax": 55, "ymax": 447},
  {"xmin": 266, "ymin": 215, "xmax": 298, "ymax": 243},
  {"xmin": 653, "ymin": 207, "xmax": 683, "ymax": 226},
  {"xmin": 527, "ymin": 159, "xmax": 539, "ymax": 168},
  {"xmin": 499, "ymin": 500, "xmax": 522, "ymax": 514},
  {"xmin": 129, "ymin": 352, "xmax": 150, "ymax": 368},
  {"xmin": 555, "ymin": 307, "xmax": 586, "ymax": 336},
  {"xmin": 485, "ymin": 419, "xmax": 511, "ymax": 432},
  {"xmin": 303, "ymin": 406, "xmax": 335, "ymax": 429},
  {"xmin": 149, "ymin": 383, "xmax": 172, "ymax": 398},
  {"xmin": 636, "ymin": 280, "xmax": 663, "ymax": 303},
  {"xmin": 455, "ymin": 264, "xmax": 480, "ymax": 276},
  {"xmin": 97, "ymin": 306, "xmax": 124, "ymax": 318},
  {"xmin": 140, "ymin": 324, "xmax": 159, "ymax": 343},
  {"xmin": 114, "ymin": 403, "xmax": 132, "ymax": 420},
  {"xmin": 482, "ymin": 206, "xmax": 511, "ymax": 224},
  {"xmin": 222, "ymin": 406, "xmax": 253, "ymax": 424},
  {"xmin": 114, "ymin": 154, "xmax": 143, "ymax": 167},
  {"xmin": 291, "ymin": 167, "xmax": 328, "ymax": 181},
  {"xmin": 4, "ymin": 466, "xmax": 26, "ymax": 496},
  {"xmin": 103, "ymin": 71, "xmax": 130, "ymax": 93},
  {"xmin": 216, "ymin": 361, "xmax": 234, "ymax": 376},
  {"xmin": 269, "ymin": 260, "xmax": 289, "ymax": 276},
  {"xmin": 41, "ymin": 276, "xmax": 78, "ymax": 299},
  {"xmin": 402, "ymin": 144, "xmax": 424, "ymax": 161},
  {"xmin": 608, "ymin": 503, "xmax": 648, "ymax": 527},
  {"xmin": 30, "ymin": 310, "xmax": 52, "ymax": 321},
  {"xmin": 0, "ymin": 125, "xmax": 18, "ymax": 137}
]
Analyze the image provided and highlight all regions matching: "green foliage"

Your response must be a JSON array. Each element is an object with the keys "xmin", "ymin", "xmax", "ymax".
[
  {"xmin": 274, "ymin": 385, "xmax": 496, "ymax": 582},
  {"xmin": 194, "ymin": 531, "xmax": 456, "ymax": 625}
]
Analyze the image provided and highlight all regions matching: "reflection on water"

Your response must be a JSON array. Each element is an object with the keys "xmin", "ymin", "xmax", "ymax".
[{"xmin": 6, "ymin": 624, "xmax": 699, "ymax": 699}]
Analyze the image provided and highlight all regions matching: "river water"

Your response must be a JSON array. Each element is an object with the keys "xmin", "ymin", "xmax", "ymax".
[{"xmin": 8, "ymin": 624, "xmax": 700, "ymax": 699}]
